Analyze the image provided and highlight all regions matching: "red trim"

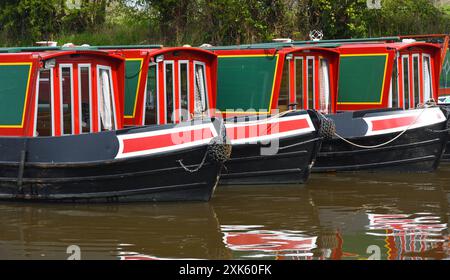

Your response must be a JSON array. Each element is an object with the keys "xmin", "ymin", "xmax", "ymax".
[
  {"xmin": 398, "ymin": 58, "xmax": 404, "ymax": 108},
  {"xmin": 91, "ymin": 65, "xmax": 99, "ymax": 133},
  {"xmin": 371, "ymin": 115, "xmax": 416, "ymax": 131},
  {"xmin": 226, "ymin": 118, "xmax": 310, "ymax": 140},
  {"xmin": 289, "ymin": 59, "xmax": 295, "ymax": 104},
  {"xmin": 409, "ymin": 55, "xmax": 414, "ymax": 108},
  {"xmin": 303, "ymin": 58, "xmax": 308, "ymax": 109},
  {"xmin": 72, "ymin": 64, "xmax": 81, "ymax": 134},
  {"xmin": 53, "ymin": 67, "xmax": 62, "ymax": 136},
  {"xmin": 419, "ymin": 54, "xmax": 423, "ymax": 103},
  {"xmin": 121, "ymin": 127, "xmax": 214, "ymax": 154},
  {"xmin": 314, "ymin": 58, "xmax": 320, "ymax": 110},
  {"xmin": 174, "ymin": 61, "xmax": 180, "ymax": 123},
  {"xmin": 157, "ymin": 62, "xmax": 165, "ymax": 124}
]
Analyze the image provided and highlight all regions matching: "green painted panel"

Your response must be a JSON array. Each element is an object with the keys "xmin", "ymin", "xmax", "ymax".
[
  {"xmin": 440, "ymin": 50, "xmax": 450, "ymax": 89},
  {"xmin": 124, "ymin": 60, "xmax": 143, "ymax": 117},
  {"xmin": 338, "ymin": 55, "xmax": 387, "ymax": 103},
  {"xmin": 216, "ymin": 56, "xmax": 277, "ymax": 111},
  {"xmin": 0, "ymin": 64, "xmax": 31, "ymax": 126}
]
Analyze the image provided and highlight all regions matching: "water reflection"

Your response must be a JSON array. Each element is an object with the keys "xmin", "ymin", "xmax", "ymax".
[{"xmin": 0, "ymin": 165, "xmax": 450, "ymax": 260}]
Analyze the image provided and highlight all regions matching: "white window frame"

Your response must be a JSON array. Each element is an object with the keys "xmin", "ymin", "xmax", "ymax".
[
  {"xmin": 422, "ymin": 53, "xmax": 433, "ymax": 101},
  {"xmin": 294, "ymin": 56, "xmax": 304, "ymax": 106},
  {"xmin": 96, "ymin": 65, "xmax": 118, "ymax": 130},
  {"xmin": 142, "ymin": 62, "xmax": 158, "ymax": 125},
  {"xmin": 306, "ymin": 56, "xmax": 315, "ymax": 109},
  {"xmin": 178, "ymin": 60, "xmax": 190, "ymax": 121},
  {"xmin": 78, "ymin": 64, "xmax": 93, "ymax": 133},
  {"xmin": 401, "ymin": 54, "xmax": 410, "ymax": 109},
  {"xmin": 34, "ymin": 69, "xmax": 55, "ymax": 136},
  {"xmin": 163, "ymin": 60, "xmax": 175, "ymax": 124},
  {"xmin": 193, "ymin": 61, "xmax": 210, "ymax": 116},
  {"xmin": 412, "ymin": 53, "xmax": 420, "ymax": 106},
  {"xmin": 59, "ymin": 64, "xmax": 74, "ymax": 135},
  {"xmin": 388, "ymin": 54, "xmax": 401, "ymax": 108}
]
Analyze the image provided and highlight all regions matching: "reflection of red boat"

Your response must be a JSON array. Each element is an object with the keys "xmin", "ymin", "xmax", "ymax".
[
  {"xmin": 368, "ymin": 214, "xmax": 447, "ymax": 260},
  {"xmin": 221, "ymin": 227, "xmax": 317, "ymax": 259}
]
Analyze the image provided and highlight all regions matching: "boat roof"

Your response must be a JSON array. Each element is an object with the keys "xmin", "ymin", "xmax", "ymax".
[{"xmin": 336, "ymin": 41, "xmax": 442, "ymax": 51}]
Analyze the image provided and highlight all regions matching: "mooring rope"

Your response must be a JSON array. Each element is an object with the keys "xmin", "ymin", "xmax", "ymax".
[{"xmin": 319, "ymin": 105, "xmax": 432, "ymax": 149}]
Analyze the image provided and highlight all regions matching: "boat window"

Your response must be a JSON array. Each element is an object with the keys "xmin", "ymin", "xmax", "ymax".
[
  {"xmin": 79, "ymin": 65, "xmax": 92, "ymax": 133},
  {"xmin": 295, "ymin": 57, "xmax": 304, "ymax": 109},
  {"xmin": 413, "ymin": 55, "xmax": 420, "ymax": 107},
  {"xmin": 390, "ymin": 58, "xmax": 399, "ymax": 108},
  {"xmin": 278, "ymin": 59, "xmax": 290, "ymax": 112},
  {"xmin": 423, "ymin": 55, "xmax": 432, "ymax": 102},
  {"xmin": 319, "ymin": 58, "xmax": 331, "ymax": 113},
  {"xmin": 36, "ymin": 69, "xmax": 53, "ymax": 136},
  {"xmin": 98, "ymin": 67, "xmax": 116, "ymax": 131},
  {"xmin": 164, "ymin": 61, "xmax": 175, "ymax": 123},
  {"xmin": 307, "ymin": 57, "xmax": 314, "ymax": 109},
  {"xmin": 60, "ymin": 65, "xmax": 73, "ymax": 135},
  {"xmin": 402, "ymin": 56, "xmax": 410, "ymax": 109},
  {"xmin": 194, "ymin": 62, "xmax": 208, "ymax": 117},
  {"xmin": 179, "ymin": 62, "xmax": 189, "ymax": 121},
  {"xmin": 145, "ymin": 63, "xmax": 158, "ymax": 125}
]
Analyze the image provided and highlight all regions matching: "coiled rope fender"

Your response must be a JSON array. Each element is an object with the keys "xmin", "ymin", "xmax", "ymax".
[
  {"xmin": 316, "ymin": 113, "xmax": 336, "ymax": 140},
  {"xmin": 319, "ymin": 103, "xmax": 436, "ymax": 149}
]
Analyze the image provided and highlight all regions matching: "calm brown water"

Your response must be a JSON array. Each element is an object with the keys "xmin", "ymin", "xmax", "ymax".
[{"xmin": 1, "ymin": 165, "xmax": 450, "ymax": 260}]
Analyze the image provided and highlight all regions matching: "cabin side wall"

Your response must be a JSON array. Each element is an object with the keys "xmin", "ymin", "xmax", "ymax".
[
  {"xmin": 335, "ymin": 48, "xmax": 395, "ymax": 111},
  {"xmin": 0, "ymin": 54, "xmax": 39, "ymax": 136},
  {"xmin": 119, "ymin": 49, "xmax": 217, "ymax": 126},
  {"xmin": 213, "ymin": 49, "xmax": 279, "ymax": 115}
]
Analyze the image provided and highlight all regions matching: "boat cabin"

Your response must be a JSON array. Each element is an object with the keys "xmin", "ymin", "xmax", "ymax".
[
  {"xmin": 335, "ymin": 42, "xmax": 442, "ymax": 111},
  {"xmin": 102, "ymin": 46, "xmax": 217, "ymax": 126},
  {"xmin": 0, "ymin": 49, "xmax": 124, "ymax": 137},
  {"xmin": 209, "ymin": 45, "xmax": 340, "ymax": 115},
  {"xmin": 440, "ymin": 44, "xmax": 449, "ymax": 96}
]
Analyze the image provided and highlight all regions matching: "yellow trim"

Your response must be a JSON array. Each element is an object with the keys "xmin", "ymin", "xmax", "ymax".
[
  {"xmin": 218, "ymin": 54, "xmax": 279, "ymax": 113},
  {"xmin": 337, "ymin": 53, "xmax": 389, "ymax": 105},
  {"xmin": 0, "ymin": 62, "xmax": 33, "ymax": 128},
  {"xmin": 124, "ymin": 58, "xmax": 144, "ymax": 119},
  {"xmin": 268, "ymin": 55, "xmax": 280, "ymax": 112}
]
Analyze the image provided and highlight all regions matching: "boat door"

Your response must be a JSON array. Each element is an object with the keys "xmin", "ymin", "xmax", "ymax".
[
  {"xmin": 278, "ymin": 52, "xmax": 333, "ymax": 114},
  {"xmin": 143, "ymin": 51, "xmax": 213, "ymax": 125},
  {"xmin": 394, "ymin": 51, "xmax": 434, "ymax": 109},
  {"xmin": 35, "ymin": 54, "xmax": 122, "ymax": 136}
]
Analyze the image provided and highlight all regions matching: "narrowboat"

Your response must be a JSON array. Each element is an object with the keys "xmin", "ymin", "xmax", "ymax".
[
  {"xmin": 99, "ymin": 45, "xmax": 324, "ymax": 185},
  {"xmin": 208, "ymin": 39, "xmax": 449, "ymax": 172},
  {"xmin": 0, "ymin": 47, "xmax": 227, "ymax": 202}
]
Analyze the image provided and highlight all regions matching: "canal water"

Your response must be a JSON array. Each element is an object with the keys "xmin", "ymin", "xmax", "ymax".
[{"xmin": 1, "ymin": 165, "xmax": 450, "ymax": 260}]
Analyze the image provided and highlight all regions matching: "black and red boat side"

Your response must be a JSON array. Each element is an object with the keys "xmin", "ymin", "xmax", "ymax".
[
  {"xmin": 220, "ymin": 110, "xmax": 323, "ymax": 185},
  {"xmin": 0, "ymin": 119, "xmax": 226, "ymax": 202},
  {"xmin": 314, "ymin": 107, "xmax": 449, "ymax": 172}
]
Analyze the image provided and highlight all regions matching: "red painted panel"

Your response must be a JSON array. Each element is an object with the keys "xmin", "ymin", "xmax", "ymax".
[
  {"xmin": 72, "ymin": 64, "xmax": 81, "ymax": 134},
  {"xmin": 371, "ymin": 115, "xmax": 416, "ymax": 131},
  {"xmin": 121, "ymin": 127, "xmax": 214, "ymax": 154},
  {"xmin": 226, "ymin": 118, "xmax": 310, "ymax": 140}
]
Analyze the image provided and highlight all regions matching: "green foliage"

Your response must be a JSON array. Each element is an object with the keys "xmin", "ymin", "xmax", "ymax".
[{"xmin": 0, "ymin": 0, "xmax": 449, "ymax": 47}]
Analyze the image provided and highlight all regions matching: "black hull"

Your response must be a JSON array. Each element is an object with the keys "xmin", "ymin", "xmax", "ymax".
[
  {"xmin": 0, "ymin": 121, "xmax": 224, "ymax": 203},
  {"xmin": 220, "ymin": 111, "xmax": 322, "ymax": 185},
  {"xmin": 314, "ymin": 113, "xmax": 449, "ymax": 173}
]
